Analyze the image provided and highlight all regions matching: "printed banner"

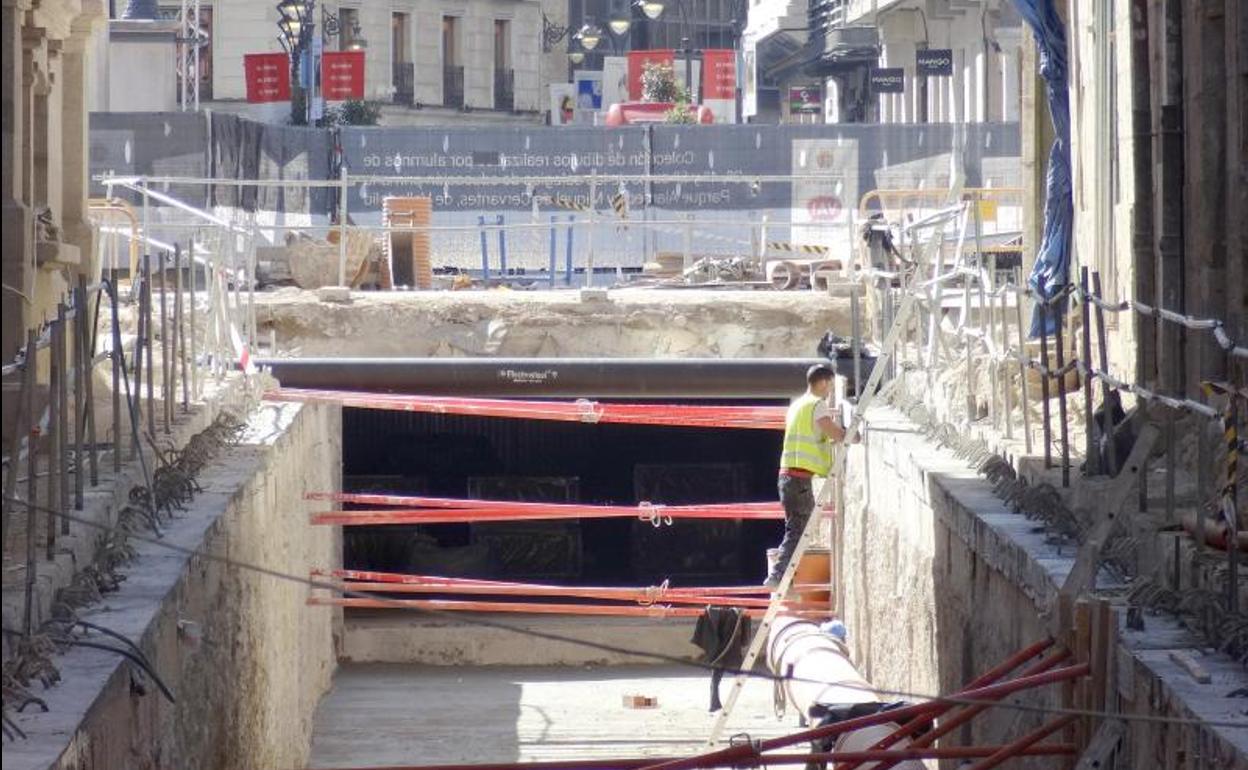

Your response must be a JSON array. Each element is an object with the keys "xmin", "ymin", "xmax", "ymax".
[
  {"xmin": 870, "ymin": 68, "xmax": 905, "ymax": 93},
  {"xmin": 701, "ymin": 49, "xmax": 736, "ymax": 101},
  {"xmin": 243, "ymin": 53, "xmax": 290, "ymax": 103},
  {"xmin": 602, "ymin": 56, "xmax": 630, "ymax": 110},
  {"xmin": 322, "ymin": 50, "xmax": 365, "ymax": 101},
  {"xmin": 788, "ymin": 85, "xmax": 822, "ymax": 114},
  {"xmin": 916, "ymin": 48, "xmax": 954, "ymax": 77}
]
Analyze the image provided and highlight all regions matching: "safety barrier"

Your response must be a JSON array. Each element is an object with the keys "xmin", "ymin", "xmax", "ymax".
[
  {"xmin": 306, "ymin": 569, "xmax": 820, "ymax": 617},
  {"xmin": 268, "ymin": 389, "xmax": 786, "ymax": 429},
  {"xmin": 96, "ymin": 172, "xmax": 865, "ymax": 289}
]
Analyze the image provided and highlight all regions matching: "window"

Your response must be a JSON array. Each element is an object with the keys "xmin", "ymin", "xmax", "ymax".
[
  {"xmin": 442, "ymin": 16, "xmax": 460, "ymax": 66},
  {"xmin": 339, "ymin": 7, "xmax": 361, "ymax": 51},
  {"xmin": 392, "ymin": 12, "xmax": 411, "ymax": 63},
  {"xmin": 494, "ymin": 20, "xmax": 510, "ymax": 70}
]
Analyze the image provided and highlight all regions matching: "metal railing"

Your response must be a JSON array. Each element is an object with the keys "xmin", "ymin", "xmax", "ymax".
[
  {"xmin": 98, "ymin": 171, "xmax": 891, "ymax": 289},
  {"xmin": 494, "ymin": 68, "xmax": 514, "ymax": 111},
  {"xmin": 845, "ymin": 197, "xmax": 1246, "ymax": 648},
  {"xmin": 443, "ymin": 65, "xmax": 464, "ymax": 108},
  {"xmin": 393, "ymin": 61, "xmax": 415, "ymax": 106}
]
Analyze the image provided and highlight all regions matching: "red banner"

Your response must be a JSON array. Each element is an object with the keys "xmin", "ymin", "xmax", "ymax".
[
  {"xmin": 701, "ymin": 49, "xmax": 736, "ymax": 101},
  {"xmin": 243, "ymin": 53, "xmax": 290, "ymax": 103},
  {"xmin": 322, "ymin": 50, "xmax": 365, "ymax": 101},
  {"xmin": 627, "ymin": 49, "xmax": 675, "ymax": 101}
]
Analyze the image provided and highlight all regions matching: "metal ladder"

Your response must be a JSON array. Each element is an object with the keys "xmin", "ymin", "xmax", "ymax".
[{"xmin": 705, "ymin": 284, "xmax": 921, "ymax": 745}]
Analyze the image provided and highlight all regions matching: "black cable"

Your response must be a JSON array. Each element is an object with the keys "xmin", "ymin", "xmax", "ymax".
[
  {"xmin": 4, "ymin": 494, "xmax": 1246, "ymax": 731},
  {"xmin": 3, "ymin": 630, "xmax": 176, "ymax": 705}
]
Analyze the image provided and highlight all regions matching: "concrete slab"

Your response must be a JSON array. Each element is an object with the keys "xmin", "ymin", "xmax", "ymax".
[
  {"xmin": 341, "ymin": 612, "xmax": 704, "ymax": 666},
  {"xmin": 308, "ymin": 664, "xmax": 799, "ymax": 769}
]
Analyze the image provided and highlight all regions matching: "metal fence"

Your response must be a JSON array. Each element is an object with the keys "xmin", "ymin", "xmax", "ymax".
[{"xmin": 849, "ymin": 198, "xmax": 1247, "ymax": 656}]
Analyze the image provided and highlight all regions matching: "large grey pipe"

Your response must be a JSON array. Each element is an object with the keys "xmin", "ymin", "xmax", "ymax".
[{"xmin": 257, "ymin": 357, "xmax": 832, "ymax": 399}]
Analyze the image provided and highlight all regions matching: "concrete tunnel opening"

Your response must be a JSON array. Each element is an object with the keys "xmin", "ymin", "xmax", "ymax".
[{"xmin": 340, "ymin": 401, "xmax": 788, "ymax": 588}]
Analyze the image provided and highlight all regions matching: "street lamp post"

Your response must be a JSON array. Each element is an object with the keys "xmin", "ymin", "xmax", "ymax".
[{"xmin": 276, "ymin": 0, "xmax": 365, "ymax": 125}]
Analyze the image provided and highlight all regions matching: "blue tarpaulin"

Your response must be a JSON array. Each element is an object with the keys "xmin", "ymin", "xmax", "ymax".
[{"xmin": 1012, "ymin": 0, "xmax": 1072, "ymax": 337}]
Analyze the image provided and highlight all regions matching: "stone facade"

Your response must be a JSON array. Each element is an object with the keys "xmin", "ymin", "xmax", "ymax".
[
  {"xmin": 1, "ymin": 0, "xmax": 106, "ymax": 364},
  {"xmin": 206, "ymin": 0, "xmax": 543, "ymax": 116}
]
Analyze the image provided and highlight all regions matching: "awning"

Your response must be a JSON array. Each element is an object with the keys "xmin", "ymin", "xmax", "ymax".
[{"xmin": 755, "ymin": 30, "xmax": 808, "ymax": 83}]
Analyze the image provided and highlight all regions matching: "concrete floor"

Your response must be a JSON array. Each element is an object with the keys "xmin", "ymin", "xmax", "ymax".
[{"xmin": 308, "ymin": 664, "xmax": 800, "ymax": 769}]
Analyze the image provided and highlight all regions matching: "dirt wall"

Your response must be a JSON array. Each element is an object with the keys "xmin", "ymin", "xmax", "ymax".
[{"xmin": 255, "ymin": 289, "xmax": 852, "ymax": 359}]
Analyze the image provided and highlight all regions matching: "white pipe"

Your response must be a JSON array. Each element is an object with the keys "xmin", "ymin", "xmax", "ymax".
[{"xmin": 767, "ymin": 616, "xmax": 923, "ymax": 770}]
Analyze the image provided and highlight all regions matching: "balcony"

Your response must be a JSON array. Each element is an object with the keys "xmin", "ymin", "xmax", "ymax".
[
  {"xmin": 443, "ymin": 65, "xmax": 465, "ymax": 108},
  {"xmin": 494, "ymin": 68, "xmax": 514, "ymax": 111},
  {"xmin": 393, "ymin": 61, "xmax": 415, "ymax": 106}
]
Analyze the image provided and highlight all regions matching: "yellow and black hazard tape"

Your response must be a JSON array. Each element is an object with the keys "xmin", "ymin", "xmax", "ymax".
[
  {"xmin": 549, "ymin": 196, "xmax": 591, "ymax": 213},
  {"xmin": 610, "ymin": 192, "xmax": 629, "ymax": 221},
  {"xmin": 766, "ymin": 241, "xmax": 830, "ymax": 255},
  {"xmin": 1201, "ymin": 380, "xmax": 1244, "ymax": 524}
]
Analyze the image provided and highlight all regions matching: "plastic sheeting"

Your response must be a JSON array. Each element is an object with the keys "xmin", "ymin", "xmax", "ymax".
[{"xmin": 1012, "ymin": 0, "xmax": 1072, "ymax": 336}]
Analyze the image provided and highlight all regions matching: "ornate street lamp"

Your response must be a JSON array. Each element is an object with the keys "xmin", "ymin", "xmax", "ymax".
[
  {"xmin": 608, "ymin": 12, "xmax": 632, "ymax": 37},
  {"xmin": 637, "ymin": 0, "xmax": 665, "ymax": 21},
  {"xmin": 575, "ymin": 22, "xmax": 603, "ymax": 52}
]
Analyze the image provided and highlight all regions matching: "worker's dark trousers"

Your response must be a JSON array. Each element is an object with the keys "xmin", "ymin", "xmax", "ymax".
[{"xmin": 770, "ymin": 474, "xmax": 815, "ymax": 582}]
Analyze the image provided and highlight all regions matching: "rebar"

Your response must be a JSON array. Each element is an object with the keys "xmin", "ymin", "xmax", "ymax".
[
  {"xmin": 1053, "ymin": 301, "xmax": 1071, "ymax": 487},
  {"xmin": 144, "ymin": 255, "xmax": 155, "ymax": 439},
  {"xmin": 1080, "ymin": 267, "xmax": 1097, "ymax": 476},
  {"xmin": 110, "ymin": 270, "xmax": 122, "ymax": 471},
  {"xmin": 22, "ymin": 329, "xmax": 38, "ymax": 635},
  {"xmin": 46, "ymin": 313, "xmax": 61, "ymax": 557},
  {"xmin": 56, "ymin": 304, "xmax": 70, "ymax": 532},
  {"xmin": 189, "ymin": 242, "xmax": 199, "ymax": 400},
  {"xmin": 1013, "ymin": 268, "xmax": 1033, "ymax": 454},
  {"xmin": 79, "ymin": 275, "xmax": 99, "ymax": 487},
  {"xmin": 176, "ymin": 246, "xmax": 188, "ymax": 411},
  {"xmin": 1038, "ymin": 301, "xmax": 1052, "ymax": 469},
  {"xmin": 159, "ymin": 252, "xmax": 171, "ymax": 434},
  {"xmin": 72, "ymin": 288, "xmax": 85, "ymax": 511}
]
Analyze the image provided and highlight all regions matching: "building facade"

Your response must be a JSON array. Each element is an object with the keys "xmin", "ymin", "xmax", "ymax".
[
  {"xmin": 167, "ymin": 0, "xmax": 545, "ymax": 120},
  {"xmin": 2, "ymin": 0, "xmax": 106, "ymax": 363},
  {"xmin": 745, "ymin": 0, "xmax": 1022, "ymax": 125}
]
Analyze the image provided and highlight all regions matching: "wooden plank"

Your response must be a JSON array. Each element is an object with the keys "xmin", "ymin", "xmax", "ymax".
[
  {"xmin": 1167, "ymin": 650, "xmax": 1212, "ymax": 684},
  {"xmin": 1073, "ymin": 718, "xmax": 1126, "ymax": 770},
  {"xmin": 1060, "ymin": 425, "xmax": 1161, "ymax": 598},
  {"xmin": 1074, "ymin": 599, "xmax": 1093, "ymax": 751},
  {"xmin": 1090, "ymin": 599, "xmax": 1112, "ymax": 715}
]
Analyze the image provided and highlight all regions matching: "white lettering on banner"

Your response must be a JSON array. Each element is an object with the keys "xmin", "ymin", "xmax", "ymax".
[{"xmin": 356, "ymin": 149, "xmax": 701, "ymax": 174}]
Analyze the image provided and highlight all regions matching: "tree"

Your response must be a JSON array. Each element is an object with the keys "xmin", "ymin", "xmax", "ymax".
[{"xmin": 640, "ymin": 62, "xmax": 684, "ymax": 104}]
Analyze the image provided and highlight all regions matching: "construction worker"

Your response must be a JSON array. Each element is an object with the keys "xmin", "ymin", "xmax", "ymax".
[{"xmin": 765, "ymin": 363, "xmax": 848, "ymax": 589}]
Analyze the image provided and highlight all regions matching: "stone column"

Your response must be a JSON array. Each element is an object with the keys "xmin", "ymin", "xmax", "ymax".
[
  {"xmin": 61, "ymin": 20, "xmax": 96, "ymax": 276},
  {"xmin": 996, "ymin": 27, "xmax": 1022, "ymax": 122},
  {"xmin": 2, "ymin": 0, "xmax": 33, "ymax": 361}
]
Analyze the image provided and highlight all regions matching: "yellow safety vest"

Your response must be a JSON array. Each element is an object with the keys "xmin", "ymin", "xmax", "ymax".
[{"xmin": 779, "ymin": 392, "xmax": 832, "ymax": 476}]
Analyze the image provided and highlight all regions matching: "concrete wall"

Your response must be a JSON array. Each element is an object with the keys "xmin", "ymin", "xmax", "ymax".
[
  {"xmin": 839, "ymin": 405, "xmax": 1059, "ymax": 757},
  {"xmin": 104, "ymin": 22, "xmax": 179, "ymax": 112},
  {"xmin": 6, "ymin": 401, "xmax": 343, "ymax": 770},
  {"xmin": 838, "ymin": 404, "xmax": 1248, "ymax": 768}
]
